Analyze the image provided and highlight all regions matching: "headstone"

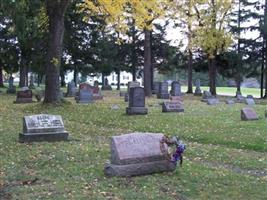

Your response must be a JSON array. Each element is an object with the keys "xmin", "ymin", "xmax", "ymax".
[
  {"xmin": 206, "ymin": 98, "xmax": 220, "ymax": 105},
  {"xmin": 194, "ymin": 79, "xmax": 202, "ymax": 96},
  {"xmin": 65, "ymin": 81, "xmax": 77, "ymax": 97},
  {"xmin": 162, "ymin": 101, "xmax": 184, "ymax": 112},
  {"xmin": 35, "ymin": 88, "xmax": 44, "ymax": 102},
  {"xmin": 152, "ymin": 82, "xmax": 161, "ymax": 95},
  {"xmin": 77, "ymin": 83, "xmax": 103, "ymax": 101},
  {"xmin": 241, "ymin": 107, "xmax": 258, "ymax": 121},
  {"xmin": 14, "ymin": 89, "xmax": 33, "ymax": 103},
  {"xmin": 157, "ymin": 82, "xmax": 170, "ymax": 99},
  {"xmin": 202, "ymin": 91, "xmax": 212, "ymax": 102},
  {"xmin": 236, "ymin": 94, "xmax": 245, "ymax": 103},
  {"xmin": 127, "ymin": 81, "xmax": 140, "ymax": 93},
  {"xmin": 245, "ymin": 98, "xmax": 255, "ymax": 106},
  {"xmin": 102, "ymin": 78, "xmax": 112, "ymax": 90},
  {"xmin": 6, "ymin": 76, "xmax": 16, "ymax": 94},
  {"xmin": 19, "ymin": 114, "xmax": 69, "ymax": 142},
  {"xmin": 104, "ymin": 132, "xmax": 176, "ymax": 177},
  {"xmin": 76, "ymin": 88, "xmax": 93, "ymax": 103},
  {"xmin": 126, "ymin": 87, "xmax": 148, "ymax": 115},
  {"xmin": 225, "ymin": 99, "xmax": 235, "ymax": 105},
  {"xmin": 29, "ymin": 74, "xmax": 35, "ymax": 89},
  {"xmin": 170, "ymin": 81, "xmax": 181, "ymax": 96}
]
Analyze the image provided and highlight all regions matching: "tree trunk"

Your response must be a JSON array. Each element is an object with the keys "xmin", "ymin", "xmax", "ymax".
[
  {"xmin": 187, "ymin": 49, "xmax": 193, "ymax": 93},
  {"xmin": 19, "ymin": 56, "xmax": 27, "ymax": 87},
  {"xmin": 102, "ymin": 73, "xmax": 105, "ymax": 86},
  {"xmin": 60, "ymin": 70, "xmax": 66, "ymax": 87},
  {"xmin": 44, "ymin": 0, "xmax": 69, "ymax": 104},
  {"xmin": 209, "ymin": 57, "xmax": 217, "ymax": 95},
  {"xmin": 73, "ymin": 65, "xmax": 78, "ymax": 86},
  {"xmin": 236, "ymin": 75, "xmax": 241, "ymax": 93},
  {"xmin": 0, "ymin": 65, "xmax": 4, "ymax": 87},
  {"xmin": 264, "ymin": 0, "xmax": 267, "ymax": 98},
  {"xmin": 144, "ymin": 29, "xmax": 152, "ymax": 97},
  {"xmin": 116, "ymin": 71, "xmax": 120, "ymax": 90}
]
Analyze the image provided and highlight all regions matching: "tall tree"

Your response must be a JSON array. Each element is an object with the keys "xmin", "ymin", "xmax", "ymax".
[
  {"xmin": 44, "ymin": 0, "xmax": 70, "ymax": 103},
  {"xmin": 194, "ymin": 0, "xmax": 233, "ymax": 95}
]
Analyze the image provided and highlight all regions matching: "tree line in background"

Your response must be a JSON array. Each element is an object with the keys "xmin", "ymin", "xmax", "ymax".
[{"xmin": 0, "ymin": 0, "xmax": 266, "ymax": 104}]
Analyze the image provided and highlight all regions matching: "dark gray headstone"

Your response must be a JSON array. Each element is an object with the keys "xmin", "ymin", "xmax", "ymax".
[
  {"xmin": 157, "ymin": 82, "xmax": 169, "ymax": 99},
  {"xmin": 162, "ymin": 101, "xmax": 184, "ymax": 112},
  {"xmin": 206, "ymin": 98, "xmax": 219, "ymax": 105},
  {"xmin": 127, "ymin": 81, "xmax": 140, "ymax": 93},
  {"xmin": 241, "ymin": 108, "xmax": 258, "ymax": 121},
  {"xmin": 14, "ymin": 90, "xmax": 33, "ymax": 103},
  {"xmin": 170, "ymin": 81, "xmax": 181, "ymax": 96},
  {"xmin": 104, "ymin": 132, "xmax": 176, "ymax": 177},
  {"xmin": 126, "ymin": 87, "xmax": 148, "ymax": 115},
  {"xmin": 152, "ymin": 82, "xmax": 161, "ymax": 94},
  {"xmin": 19, "ymin": 114, "xmax": 69, "ymax": 142}
]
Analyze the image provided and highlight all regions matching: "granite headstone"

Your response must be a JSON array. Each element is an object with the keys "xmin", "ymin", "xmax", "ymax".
[
  {"xmin": 194, "ymin": 79, "xmax": 202, "ymax": 96},
  {"xmin": 126, "ymin": 87, "xmax": 148, "ymax": 115},
  {"xmin": 241, "ymin": 107, "xmax": 258, "ymax": 121},
  {"xmin": 19, "ymin": 114, "xmax": 69, "ymax": 142},
  {"xmin": 104, "ymin": 132, "xmax": 176, "ymax": 177},
  {"xmin": 170, "ymin": 81, "xmax": 181, "ymax": 96},
  {"xmin": 157, "ymin": 82, "xmax": 170, "ymax": 99},
  {"xmin": 14, "ymin": 89, "xmax": 33, "ymax": 103}
]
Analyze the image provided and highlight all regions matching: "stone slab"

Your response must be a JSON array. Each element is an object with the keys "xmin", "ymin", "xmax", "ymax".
[
  {"xmin": 241, "ymin": 107, "xmax": 258, "ymax": 121},
  {"xmin": 206, "ymin": 98, "xmax": 219, "ymax": 105},
  {"xmin": 162, "ymin": 101, "xmax": 184, "ymax": 112},
  {"xmin": 19, "ymin": 132, "xmax": 68, "ymax": 143},
  {"xmin": 104, "ymin": 160, "xmax": 176, "ymax": 177}
]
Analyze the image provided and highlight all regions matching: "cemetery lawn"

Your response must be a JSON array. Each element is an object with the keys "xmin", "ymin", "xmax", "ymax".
[{"xmin": 1, "ymin": 91, "xmax": 267, "ymax": 200}]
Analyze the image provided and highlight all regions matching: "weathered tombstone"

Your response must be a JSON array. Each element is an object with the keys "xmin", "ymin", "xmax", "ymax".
[
  {"xmin": 202, "ymin": 91, "xmax": 212, "ymax": 102},
  {"xmin": 19, "ymin": 114, "xmax": 69, "ymax": 142},
  {"xmin": 126, "ymin": 87, "xmax": 148, "ymax": 115},
  {"xmin": 65, "ymin": 81, "xmax": 77, "ymax": 97},
  {"xmin": 236, "ymin": 94, "xmax": 245, "ymax": 103},
  {"xmin": 157, "ymin": 82, "xmax": 170, "ymax": 99},
  {"xmin": 194, "ymin": 79, "xmax": 202, "ymax": 96},
  {"xmin": 245, "ymin": 98, "xmax": 255, "ymax": 106},
  {"xmin": 14, "ymin": 89, "xmax": 33, "ymax": 103},
  {"xmin": 206, "ymin": 98, "xmax": 220, "ymax": 105},
  {"xmin": 6, "ymin": 76, "xmax": 16, "ymax": 94},
  {"xmin": 225, "ymin": 99, "xmax": 235, "ymax": 105},
  {"xmin": 241, "ymin": 107, "xmax": 258, "ymax": 121},
  {"xmin": 124, "ymin": 81, "xmax": 140, "ymax": 102},
  {"xmin": 29, "ymin": 74, "xmax": 35, "ymax": 89},
  {"xmin": 104, "ymin": 132, "xmax": 176, "ymax": 177},
  {"xmin": 162, "ymin": 101, "xmax": 184, "ymax": 112},
  {"xmin": 152, "ymin": 82, "xmax": 161, "ymax": 95},
  {"xmin": 170, "ymin": 81, "xmax": 181, "ymax": 96},
  {"xmin": 76, "ymin": 88, "xmax": 93, "ymax": 103},
  {"xmin": 102, "ymin": 78, "xmax": 112, "ymax": 90}
]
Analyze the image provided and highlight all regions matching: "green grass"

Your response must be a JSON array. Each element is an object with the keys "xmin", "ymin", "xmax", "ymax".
[{"xmin": 1, "ymin": 90, "xmax": 267, "ymax": 199}]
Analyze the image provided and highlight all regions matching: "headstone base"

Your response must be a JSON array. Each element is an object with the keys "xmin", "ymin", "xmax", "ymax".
[
  {"xmin": 104, "ymin": 160, "xmax": 176, "ymax": 177},
  {"xmin": 157, "ymin": 93, "xmax": 170, "ymax": 99},
  {"xmin": 14, "ymin": 98, "xmax": 33, "ymax": 104},
  {"xmin": 126, "ymin": 107, "xmax": 148, "ymax": 115},
  {"xmin": 19, "ymin": 131, "xmax": 69, "ymax": 143},
  {"xmin": 162, "ymin": 107, "xmax": 184, "ymax": 113}
]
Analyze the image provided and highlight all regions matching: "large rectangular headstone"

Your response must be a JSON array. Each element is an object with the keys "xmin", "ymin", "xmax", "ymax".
[
  {"xmin": 104, "ymin": 132, "xmax": 176, "ymax": 177},
  {"xmin": 126, "ymin": 87, "xmax": 148, "ymax": 115},
  {"xmin": 14, "ymin": 90, "xmax": 33, "ymax": 103},
  {"xmin": 157, "ymin": 82, "xmax": 170, "ymax": 99},
  {"xmin": 19, "ymin": 114, "xmax": 69, "ymax": 142},
  {"xmin": 170, "ymin": 81, "xmax": 181, "ymax": 96},
  {"xmin": 241, "ymin": 108, "xmax": 258, "ymax": 121},
  {"xmin": 162, "ymin": 101, "xmax": 184, "ymax": 112}
]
